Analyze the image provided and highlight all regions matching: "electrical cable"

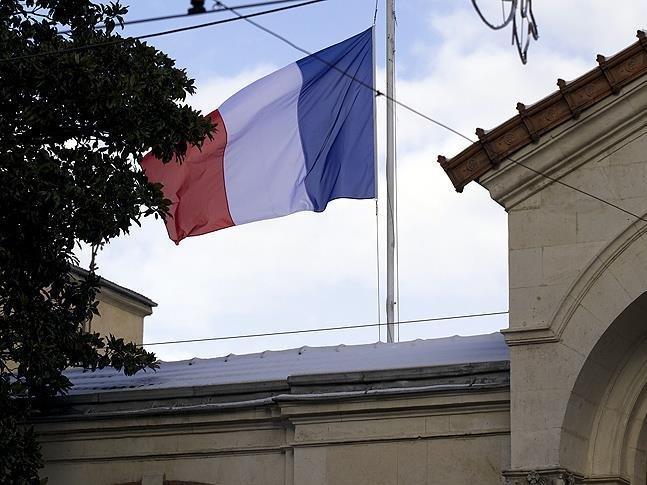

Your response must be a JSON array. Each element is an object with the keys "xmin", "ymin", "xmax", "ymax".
[
  {"xmin": 504, "ymin": 131, "xmax": 647, "ymax": 224},
  {"xmin": 1, "ymin": 0, "xmax": 325, "ymax": 63},
  {"xmin": 142, "ymin": 310, "xmax": 509, "ymax": 346},
  {"xmin": 470, "ymin": 0, "xmax": 538, "ymax": 64},
  {"xmin": 471, "ymin": 0, "xmax": 515, "ymax": 30},
  {"xmin": 14, "ymin": 2, "xmax": 645, "ymax": 349},
  {"xmin": 375, "ymin": 199, "xmax": 382, "ymax": 342},
  {"xmin": 13, "ymin": 3, "xmax": 643, "ymax": 231},
  {"xmin": 56, "ymin": 0, "xmax": 308, "ymax": 33},
  {"xmin": 208, "ymin": 2, "xmax": 647, "ymax": 328},
  {"xmin": 31, "ymin": 4, "xmax": 641, "ymax": 230}
]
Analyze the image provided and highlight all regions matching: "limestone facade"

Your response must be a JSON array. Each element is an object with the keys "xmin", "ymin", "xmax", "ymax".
[
  {"xmin": 38, "ymin": 358, "xmax": 511, "ymax": 485},
  {"xmin": 478, "ymin": 47, "xmax": 647, "ymax": 484}
]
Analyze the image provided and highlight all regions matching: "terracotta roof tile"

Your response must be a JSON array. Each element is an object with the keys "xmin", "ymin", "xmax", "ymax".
[{"xmin": 438, "ymin": 30, "xmax": 647, "ymax": 192}]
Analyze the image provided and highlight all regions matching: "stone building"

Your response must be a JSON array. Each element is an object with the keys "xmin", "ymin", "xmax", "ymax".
[
  {"xmin": 38, "ymin": 31, "xmax": 647, "ymax": 484},
  {"xmin": 72, "ymin": 266, "xmax": 156, "ymax": 346}
]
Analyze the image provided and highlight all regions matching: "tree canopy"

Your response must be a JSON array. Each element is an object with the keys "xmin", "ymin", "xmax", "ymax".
[{"xmin": 0, "ymin": 1, "xmax": 213, "ymax": 482}]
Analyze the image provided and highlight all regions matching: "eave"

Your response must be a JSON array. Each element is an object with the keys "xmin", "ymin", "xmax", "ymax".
[{"xmin": 438, "ymin": 30, "xmax": 647, "ymax": 193}]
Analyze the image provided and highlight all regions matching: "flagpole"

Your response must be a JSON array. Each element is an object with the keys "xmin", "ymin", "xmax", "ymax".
[{"xmin": 385, "ymin": 0, "xmax": 396, "ymax": 343}]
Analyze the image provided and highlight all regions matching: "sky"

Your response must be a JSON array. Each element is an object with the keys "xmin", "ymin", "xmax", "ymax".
[{"xmin": 77, "ymin": 0, "xmax": 647, "ymax": 361}]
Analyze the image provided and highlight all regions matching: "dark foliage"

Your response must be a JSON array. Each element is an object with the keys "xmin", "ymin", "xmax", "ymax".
[{"xmin": 0, "ymin": 1, "xmax": 214, "ymax": 482}]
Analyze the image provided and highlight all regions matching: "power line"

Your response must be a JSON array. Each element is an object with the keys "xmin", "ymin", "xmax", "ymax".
[
  {"xmin": 14, "ymin": 1, "xmax": 645, "ymax": 351},
  {"xmin": 470, "ymin": 0, "xmax": 539, "ymax": 64},
  {"xmin": 56, "ymin": 0, "xmax": 308, "ymax": 34},
  {"xmin": 142, "ymin": 310, "xmax": 509, "ymax": 346},
  {"xmin": 214, "ymin": 0, "xmax": 488, "ymax": 146},
  {"xmin": 164, "ymin": 13, "xmax": 647, "ymax": 352},
  {"xmin": 216, "ymin": 7, "xmax": 647, "ymax": 226},
  {"xmin": 505, "ymin": 138, "xmax": 647, "ymax": 224},
  {"xmin": 12, "ymin": 0, "xmax": 642, "ymax": 230},
  {"xmin": 1, "ymin": 0, "xmax": 325, "ymax": 63}
]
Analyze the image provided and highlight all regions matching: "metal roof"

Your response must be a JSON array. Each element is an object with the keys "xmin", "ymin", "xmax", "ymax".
[{"xmin": 65, "ymin": 332, "xmax": 509, "ymax": 396}]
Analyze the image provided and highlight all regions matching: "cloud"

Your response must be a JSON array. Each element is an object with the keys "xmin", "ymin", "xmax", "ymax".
[
  {"xmin": 188, "ymin": 65, "xmax": 278, "ymax": 114},
  {"xmin": 78, "ymin": 1, "xmax": 645, "ymax": 361}
]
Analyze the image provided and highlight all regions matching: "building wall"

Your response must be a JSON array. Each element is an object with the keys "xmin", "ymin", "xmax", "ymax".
[
  {"xmin": 40, "ymin": 61, "xmax": 647, "ymax": 485},
  {"xmin": 37, "ymin": 389, "xmax": 510, "ymax": 485},
  {"xmin": 87, "ymin": 279, "xmax": 155, "ymax": 345},
  {"xmin": 481, "ymin": 74, "xmax": 647, "ymax": 483},
  {"xmin": 91, "ymin": 293, "xmax": 146, "ymax": 345}
]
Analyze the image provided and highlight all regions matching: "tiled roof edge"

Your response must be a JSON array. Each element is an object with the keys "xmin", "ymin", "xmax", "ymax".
[{"xmin": 438, "ymin": 30, "xmax": 647, "ymax": 193}]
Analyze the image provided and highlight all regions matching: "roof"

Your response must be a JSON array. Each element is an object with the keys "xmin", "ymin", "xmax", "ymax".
[
  {"xmin": 65, "ymin": 332, "xmax": 509, "ymax": 398},
  {"xmin": 71, "ymin": 266, "xmax": 157, "ymax": 309},
  {"xmin": 438, "ymin": 30, "xmax": 647, "ymax": 193}
]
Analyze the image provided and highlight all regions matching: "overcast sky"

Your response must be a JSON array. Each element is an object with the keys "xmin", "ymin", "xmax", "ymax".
[{"xmin": 77, "ymin": 0, "xmax": 647, "ymax": 361}]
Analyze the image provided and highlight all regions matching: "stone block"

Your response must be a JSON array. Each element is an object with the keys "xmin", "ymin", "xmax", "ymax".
[
  {"xmin": 395, "ymin": 442, "xmax": 428, "ymax": 485},
  {"xmin": 293, "ymin": 415, "xmax": 429, "ymax": 444},
  {"xmin": 568, "ymin": 167, "xmax": 616, "ymax": 203},
  {"xmin": 509, "ymin": 208, "xmax": 577, "ymax": 250},
  {"xmin": 510, "ymin": 427, "xmax": 562, "ymax": 470},
  {"xmin": 510, "ymin": 342, "xmax": 584, "ymax": 393},
  {"xmin": 560, "ymin": 304, "xmax": 607, "ymax": 360},
  {"xmin": 575, "ymin": 203, "xmax": 633, "ymax": 244},
  {"xmin": 425, "ymin": 435, "xmax": 509, "ymax": 484},
  {"xmin": 326, "ymin": 443, "xmax": 397, "ymax": 485},
  {"xmin": 515, "ymin": 192, "xmax": 542, "ymax": 211},
  {"xmin": 448, "ymin": 410, "xmax": 510, "ymax": 435},
  {"xmin": 579, "ymin": 272, "xmax": 632, "ymax": 328},
  {"xmin": 605, "ymin": 131, "xmax": 647, "ymax": 167},
  {"xmin": 510, "ymin": 247, "xmax": 543, "ymax": 289},
  {"xmin": 607, "ymin": 239, "xmax": 647, "ymax": 301},
  {"xmin": 509, "ymin": 284, "xmax": 569, "ymax": 330},
  {"xmin": 142, "ymin": 475, "xmax": 164, "ymax": 485},
  {"xmin": 541, "ymin": 242, "xmax": 604, "ymax": 287},
  {"xmin": 294, "ymin": 447, "xmax": 327, "ymax": 485},
  {"xmin": 511, "ymin": 389, "xmax": 570, "ymax": 432},
  {"xmin": 602, "ymin": 163, "xmax": 647, "ymax": 200}
]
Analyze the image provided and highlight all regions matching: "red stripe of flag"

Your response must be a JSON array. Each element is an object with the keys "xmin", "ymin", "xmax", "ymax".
[{"xmin": 141, "ymin": 110, "xmax": 234, "ymax": 244}]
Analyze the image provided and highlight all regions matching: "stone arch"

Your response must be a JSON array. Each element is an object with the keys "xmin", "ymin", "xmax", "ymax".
[
  {"xmin": 537, "ymin": 214, "xmax": 647, "ymax": 482},
  {"xmin": 560, "ymin": 292, "xmax": 647, "ymax": 482},
  {"xmin": 550, "ymin": 215, "xmax": 647, "ymax": 342}
]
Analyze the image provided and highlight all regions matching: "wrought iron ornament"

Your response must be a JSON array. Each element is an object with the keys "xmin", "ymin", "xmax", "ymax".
[{"xmin": 471, "ymin": 0, "xmax": 539, "ymax": 64}]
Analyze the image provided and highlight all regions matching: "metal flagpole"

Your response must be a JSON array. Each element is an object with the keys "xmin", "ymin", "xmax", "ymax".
[{"xmin": 385, "ymin": 0, "xmax": 396, "ymax": 343}]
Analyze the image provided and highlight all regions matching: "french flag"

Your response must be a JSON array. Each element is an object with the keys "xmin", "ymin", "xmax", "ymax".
[{"xmin": 142, "ymin": 28, "xmax": 376, "ymax": 244}]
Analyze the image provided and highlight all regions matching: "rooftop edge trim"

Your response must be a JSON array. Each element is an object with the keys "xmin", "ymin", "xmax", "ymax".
[{"xmin": 438, "ymin": 30, "xmax": 647, "ymax": 193}]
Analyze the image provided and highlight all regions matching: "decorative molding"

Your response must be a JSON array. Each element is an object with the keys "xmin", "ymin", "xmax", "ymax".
[
  {"xmin": 503, "ymin": 213, "xmax": 647, "ymax": 346},
  {"xmin": 549, "ymin": 214, "xmax": 647, "ymax": 342},
  {"xmin": 527, "ymin": 471, "xmax": 548, "ymax": 485},
  {"xmin": 500, "ymin": 325, "xmax": 558, "ymax": 346},
  {"xmin": 438, "ymin": 31, "xmax": 647, "ymax": 192},
  {"xmin": 481, "ymin": 101, "xmax": 647, "ymax": 211},
  {"xmin": 503, "ymin": 468, "xmax": 581, "ymax": 485}
]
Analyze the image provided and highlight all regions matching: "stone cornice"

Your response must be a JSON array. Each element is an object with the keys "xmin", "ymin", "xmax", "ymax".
[
  {"xmin": 479, "ymin": 86, "xmax": 647, "ymax": 210},
  {"xmin": 438, "ymin": 31, "xmax": 647, "ymax": 193},
  {"xmin": 37, "ymin": 361, "xmax": 510, "ymax": 425}
]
